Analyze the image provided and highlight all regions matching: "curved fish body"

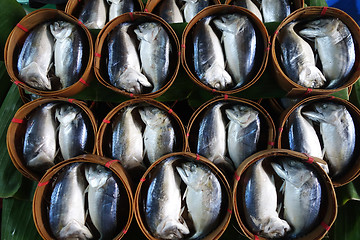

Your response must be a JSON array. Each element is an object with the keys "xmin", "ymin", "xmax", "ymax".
[
  {"xmin": 271, "ymin": 160, "xmax": 322, "ymax": 237},
  {"xmin": 176, "ymin": 162, "xmax": 222, "ymax": 239},
  {"xmin": 145, "ymin": 158, "xmax": 190, "ymax": 239},
  {"xmin": 197, "ymin": 102, "xmax": 234, "ymax": 170},
  {"xmin": 231, "ymin": 0, "xmax": 263, "ymax": 22},
  {"xmin": 85, "ymin": 164, "xmax": 120, "ymax": 240},
  {"xmin": 23, "ymin": 103, "xmax": 58, "ymax": 172},
  {"xmin": 225, "ymin": 105, "xmax": 260, "ymax": 168},
  {"xmin": 17, "ymin": 22, "xmax": 53, "ymax": 90},
  {"xmin": 183, "ymin": 0, "xmax": 210, "ymax": 22},
  {"xmin": 244, "ymin": 159, "xmax": 291, "ymax": 238},
  {"xmin": 108, "ymin": 0, "xmax": 135, "ymax": 21},
  {"xmin": 56, "ymin": 104, "xmax": 91, "ymax": 160},
  {"xmin": 278, "ymin": 21, "xmax": 326, "ymax": 88},
  {"xmin": 261, "ymin": 0, "xmax": 290, "ymax": 23},
  {"xmin": 213, "ymin": 13, "xmax": 257, "ymax": 88},
  {"xmin": 303, "ymin": 103, "xmax": 356, "ymax": 177},
  {"xmin": 299, "ymin": 18, "xmax": 356, "ymax": 89},
  {"xmin": 134, "ymin": 22, "xmax": 170, "ymax": 92},
  {"xmin": 49, "ymin": 163, "xmax": 92, "ymax": 240},
  {"xmin": 139, "ymin": 107, "xmax": 175, "ymax": 164},
  {"xmin": 79, "ymin": 0, "xmax": 107, "ymax": 29},
  {"xmin": 158, "ymin": 0, "xmax": 183, "ymax": 23},
  {"xmin": 112, "ymin": 105, "xmax": 145, "ymax": 170},
  {"xmin": 50, "ymin": 21, "xmax": 83, "ymax": 89},
  {"xmin": 193, "ymin": 16, "xmax": 232, "ymax": 90},
  {"xmin": 108, "ymin": 23, "xmax": 151, "ymax": 93}
]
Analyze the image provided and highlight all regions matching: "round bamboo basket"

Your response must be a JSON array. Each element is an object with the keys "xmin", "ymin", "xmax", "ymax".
[
  {"xmin": 277, "ymin": 95, "xmax": 360, "ymax": 187},
  {"xmin": 4, "ymin": 9, "xmax": 94, "ymax": 97},
  {"xmin": 94, "ymin": 11, "xmax": 180, "ymax": 98},
  {"xmin": 233, "ymin": 149, "xmax": 337, "ymax": 240},
  {"xmin": 6, "ymin": 97, "xmax": 97, "ymax": 182},
  {"xmin": 134, "ymin": 152, "xmax": 232, "ymax": 240},
  {"xmin": 32, "ymin": 154, "xmax": 134, "ymax": 240},
  {"xmin": 270, "ymin": 7, "xmax": 360, "ymax": 97}
]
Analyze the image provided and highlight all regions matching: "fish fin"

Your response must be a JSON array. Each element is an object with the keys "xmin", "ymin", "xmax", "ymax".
[
  {"xmin": 279, "ymin": 181, "xmax": 285, "ymax": 193},
  {"xmin": 277, "ymin": 202, "xmax": 283, "ymax": 215},
  {"xmin": 182, "ymin": 187, "xmax": 188, "ymax": 201},
  {"xmin": 302, "ymin": 111, "xmax": 326, "ymax": 123}
]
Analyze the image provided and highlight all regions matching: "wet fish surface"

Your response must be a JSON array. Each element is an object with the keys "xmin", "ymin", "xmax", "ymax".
[
  {"xmin": 17, "ymin": 22, "xmax": 54, "ymax": 90},
  {"xmin": 79, "ymin": 0, "xmax": 107, "ymax": 29},
  {"xmin": 157, "ymin": 0, "xmax": 184, "ymax": 23},
  {"xmin": 108, "ymin": 0, "xmax": 136, "ymax": 21},
  {"xmin": 231, "ymin": 0, "xmax": 263, "ymax": 22},
  {"xmin": 261, "ymin": 0, "xmax": 291, "ymax": 23},
  {"xmin": 183, "ymin": 0, "xmax": 210, "ymax": 22}
]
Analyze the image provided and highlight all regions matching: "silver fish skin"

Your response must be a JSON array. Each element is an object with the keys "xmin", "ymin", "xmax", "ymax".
[
  {"xmin": 271, "ymin": 160, "xmax": 322, "ymax": 237},
  {"xmin": 55, "ymin": 104, "xmax": 91, "ymax": 160},
  {"xmin": 299, "ymin": 18, "xmax": 356, "ymax": 89},
  {"xmin": 50, "ymin": 21, "xmax": 83, "ymax": 89},
  {"xmin": 49, "ymin": 163, "xmax": 93, "ymax": 240},
  {"xmin": 158, "ymin": 0, "xmax": 184, "ymax": 23},
  {"xmin": 112, "ymin": 105, "xmax": 145, "ymax": 170},
  {"xmin": 225, "ymin": 105, "xmax": 260, "ymax": 168},
  {"xmin": 193, "ymin": 16, "xmax": 233, "ymax": 90},
  {"xmin": 17, "ymin": 22, "xmax": 53, "ymax": 90},
  {"xmin": 183, "ymin": 0, "xmax": 210, "ymax": 22},
  {"xmin": 23, "ymin": 103, "xmax": 58, "ymax": 172},
  {"xmin": 213, "ymin": 14, "xmax": 257, "ymax": 88},
  {"xmin": 139, "ymin": 106, "xmax": 175, "ymax": 164},
  {"xmin": 145, "ymin": 158, "xmax": 190, "ymax": 239},
  {"xmin": 79, "ymin": 0, "xmax": 107, "ymax": 29},
  {"xmin": 176, "ymin": 162, "xmax": 222, "ymax": 239},
  {"xmin": 303, "ymin": 103, "xmax": 356, "ymax": 177},
  {"xmin": 231, "ymin": 0, "xmax": 263, "ymax": 22},
  {"xmin": 85, "ymin": 164, "xmax": 120, "ymax": 240},
  {"xmin": 244, "ymin": 159, "xmax": 291, "ymax": 238},
  {"xmin": 108, "ymin": 0, "xmax": 135, "ymax": 21},
  {"xmin": 134, "ymin": 22, "xmax": 171, "ymax": 92},
  {"xmin": 108, "ymin": 23, "xmax": 151, "ymax": 94},
  {"xmin": 197, "ymin": 102, "xmax": 234, "ymax": 171},
  {"xmin": 278, "ymin": 21, "xmax": 326, "ymax": 88},
  {"xmin": 261, "ymin": 0, "xmax": 290, "ymax": 23}
]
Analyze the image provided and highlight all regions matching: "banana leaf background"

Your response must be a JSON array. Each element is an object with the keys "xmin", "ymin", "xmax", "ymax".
[{"xmin": 1, "ymin": 0, "xmax": 360, "ymax": 239}]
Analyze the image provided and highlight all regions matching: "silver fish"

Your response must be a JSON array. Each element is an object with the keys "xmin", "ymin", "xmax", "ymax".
[
  {"xmin": 134, "ymin": 22, "xmax": 171, "ymax": 92},
  {"xmin": 303, "ymin": 102, "xmax": 356, "ymax": 177},
  {"xmin": 193, "ymin": 16, "xmax": 233, "ymax": 90},
  {"xmin": 158, "ymin": 0, "xmax": 184, "ymax": 23},
  {"xmin": 49, "ymin": 163, "xmax": 92, "ymax": 240},
  {"xmin": 244, "ymin": 159, "xmax": 291, "ymax": 238},
  {"xmin": 108, "ymin": 0, "xmax": 136, "ymax": 21},
  {"xmin": 56, "ymin": 104, "xmax": 91, "ymax": 160},
  {"xmin": 17, "ymin": 22, "xmax": 53, "ymax": 90},
  {"xmin": 225, "ymin": 105, "xmax": 260, "ymax": 168},
  {"xmin": 231, "ymin": 0, "xmax": 263, "ymax": 22},
  {"xmin": 112, "ymin": 105, "xmax": 145, "ymax": 170},
  {"xmin": 176, "ymin": 161, "xmax": 222, "ymax": 239},
  {"xmin": 108, "ymin": 23, "xmax": 151, "ymax": 94},
  {"xmin": 23, "ymin": 103, "xmax": 58, "ymax": 172},
  {"xmin": 299, "ymin": 18, "xmax": 356, "ymax": 89},
  {"xmin": 79, "ymin": 0, "xmax": 107, "ymax": 29},
  {"xmin": 85, "ymin": 164, "xmax": 120, "ymax": 240},
  {"xmin": 272, "ymin": 160, "xmax": 322, "ymax": 237},
  {"xmin": 139, "ymin": 106, "xmax": 175, "ymax": 164},
  {"xmin": 183, "ymin": 0, "xmax": 210, "ymax": 23},
  {"xmin": 145, "ymin": 158, "xmax": 190, "ymax": 239},
  {"xmin": 213, "ymin": 13, "xmax": 257, "ymax": 88},
  {"xmin": 261, "ymin": 0, "xmax": 291, "ymax": 23},
  {"xmin": 50, "ymin": 21, "xmax": 84, "ymax": 89},
  {"xmin": 278, "ymin": 21, "xmax": 326, "ymax": 88}
]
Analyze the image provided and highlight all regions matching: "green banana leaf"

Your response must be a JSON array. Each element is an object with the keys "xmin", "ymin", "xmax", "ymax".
[
  {"xmin": 0, "ymin": 61, "xmax": 12, "ymax": 104},
  {"xmin": 305, "ymin": 0, "xmax": 329, "ymax": 6}
]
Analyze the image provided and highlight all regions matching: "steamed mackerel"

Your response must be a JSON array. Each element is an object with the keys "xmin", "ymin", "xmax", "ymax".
[
  {"xmin": 231, "ymin": 0, "xmax": 263, "ymax": 22},
  {"xmin": 278, "ymin": 21, "xmax": 326, "ymax": 88},
  {"xmin": 299, "ymin": 18, "xmax": 356, "ymax": 89},
  {"xmin": 50, "ymin": 21, "xmax": 84, "ymax": 89},
  {"xmin": 17, "ymin": 22, "xmax": 53, "ymax": 90},
  {"xmin": 145, "ymin": 158, "xmax": 190, "ymax": 239},
  {"xmin": 79, "ymin": 0, "xmax": 107, "ymax": 29},
  {"xmin": 108, "ymin": 23, "xmax": 151, "ymax": 94},
  {"xmin": 85, "ymin": 164, "xmax": 120, "ymax": 240},
  {"xmin": 272, "ymin": 160, "xmax": 322, "ymax": 237},
  {"xmin": 193, "ymin": 16, "xmax": 232, "ymax": 90},
  {"xmin": 183, "ymin": 0, "xmax": 210, "ymax": 22},
  {"xmin": 244, "ymin": 159, "xmax": 291, "ymax": 238},
  {"xmin": 108, "ymin": 0, "xmax": 136, "ymax": 21},
  {"xmin": 213, "ymin": 13, "xmax": 257, "ymax": 88},
  {"xmin": 261, "ymin": 0, "xmax": 290, "ymax": 23},
  {"xmin": 176, "ymin": 162, "xmax": 222, "ymax": 239},
  {"xmin": 49, "ymin": 163, "xmax": 92, "ymax": 240},
  {"xmin": 134, "ymin": 22, "xmax": 171, "ymax": 92},
  {"xmin": 158, "ymin": 0, "xmax": 183, "ymax": 23}
]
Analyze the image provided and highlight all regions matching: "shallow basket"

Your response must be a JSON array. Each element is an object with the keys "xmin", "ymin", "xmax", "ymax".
[{"xmin": 4, "ymin": 9, "xmax": 94, "ymax": 97}]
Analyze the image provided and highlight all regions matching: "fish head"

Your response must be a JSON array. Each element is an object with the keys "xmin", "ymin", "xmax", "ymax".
[
  {"xmin": 134, "ymin": 22, "xmax": 162, "ymax": 42},
  {"xmin": 272, "ymin": 160, "xmax": 312, "ymax": 187},
  {"xmin": 309, "ymin": 102, "xmax": 345, "ymax": 123},
  {"xmin": 299, "ymin": 19, "xmax": 339, "ymax": 38},
  {"xmin": 50, "ymin": 21, "xmax": 75, "ymax": 40},
  {"xmin": 119, "ymin": 68, "xmax": 152, "ymax": 93},
  {"xmin": 203, "ymin": 64, "xmax": 233, "ymax": 90},
  {"xmin": 139, "ymin": 107, "xmax": 170, "ymax": 127},
  {"xmin": 85, "ymin": 164, "xmax": 112, "ymax": 188},
  {"xmin": 176, "ymin": 162, "xmax": 212, "ymax": 190},
  {"xmin": 298, "ymin": 65, "xmax": 326, "ymax": 88},
  {"xmin": 225, "ymin": 105, "xmax": 259, "ymax": 127},
  {"xmin": 213, "ymin": 14, "xmax": 247, "ymax": 34},
  {"xmin": 55, "ymin": 104, "xmax": 80, "ymax": 125}
]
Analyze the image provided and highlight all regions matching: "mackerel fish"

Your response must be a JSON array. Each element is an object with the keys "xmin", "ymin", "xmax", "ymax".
[
  {"xmin": 261, "ymin": 0, "xmax": 291, "ymax": 23},
  {"xmin": 231, "ymin": 0, "xmax": 263, "ymax": 22},
  {"xmin": 108, "ymin": 0, "xmax": 136, "ymax": 21},
  {"xmin": 79, "ymin": 0, "xmax": 107, "ymax": 29},
  {"xmin": 183, "ymin": 0, "xmax": 210, "ymax": 23},
  {"xmin": 158, "ymin": 0, "xmax": 184, "ymax": 23}
]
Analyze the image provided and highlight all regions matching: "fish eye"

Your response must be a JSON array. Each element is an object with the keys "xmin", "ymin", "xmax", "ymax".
[{"xmin": 190, "ymin": 165, "xmax": 196, "ymax": 172}]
